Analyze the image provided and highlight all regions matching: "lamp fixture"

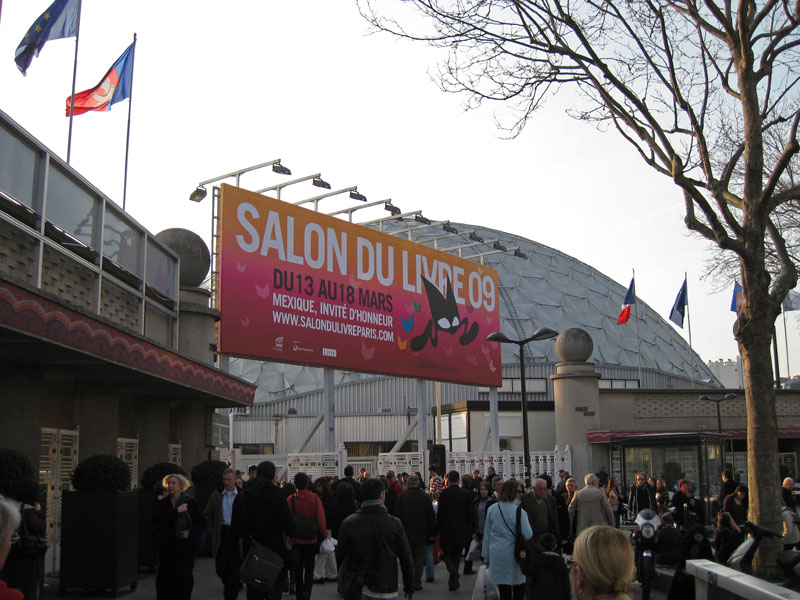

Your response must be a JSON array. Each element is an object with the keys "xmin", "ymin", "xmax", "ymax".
[
  {"xmin": 415, "ymin": 214, "xmax": 432, "ymax": 225},
  {"xmin": 493, "ymin": 241, "xmax": 507, "ymax": 251},
  {"xmin": 514, "ymin": 249, "xmax": 528, "ymax": 259},
  {"xmin": 189, "ymin": 186, "xmax": 207, "ymax": 202},
  {"xmin": 385, "ymin": 202, "xmax": 401, "ymax": 216},
  {"xmin": 443, "ymin": 222, "xmax": 458, "ymax": 234},
  {"xmin": 312, "ymin": 176, "xmax": 331, "ymax": 189},
  {"xmin": 469, "ymin": 232, "xmax": 484, "ymax": 243},
  {"xmin": 272, "ymin": 162, "xmax": 292, "ymax": 176},
  {"xmin": 350, "ymin": 190, "xmax": 367, "ymax": 202}
]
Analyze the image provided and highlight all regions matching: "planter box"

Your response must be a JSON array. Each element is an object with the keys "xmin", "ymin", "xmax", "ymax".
[
  {"xmin": 137, "ymin": 488, "xmax": 158, "ymax": 571},
  {"xmin": 60, "ymin": 490, "xmax": 139, "ymax": 597}
]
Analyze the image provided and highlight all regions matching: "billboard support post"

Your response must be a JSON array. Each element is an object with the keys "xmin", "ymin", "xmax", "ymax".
[
  {"xmin": 417, "ymin": 379, "xmax": 428, "ymax": 475},
  {"xmin": 490, "ymin": 386, "xmax": 500, "ymax": 452},
  {"xmin": 324, "ymin": 367, "xmax": 335, "ymax": 452}
]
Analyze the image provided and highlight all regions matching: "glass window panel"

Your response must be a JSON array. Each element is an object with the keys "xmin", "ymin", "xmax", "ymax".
[
  {"xmin": 625, "ymin": 380, "xmax": 640, "ymax": 389},
  {"xmin": 146, "ymin": 242, "xmax": 177, "ymax": 299},
  {"xmin": 450, "ymin": 413, "xmax": 467, "ymax": 438},
  {"xmin": 0, "ymin": 124, "xmax": 38, "ymax": 209},
  {"xmin": 598, "ymin": 379, "xmax": 612, "ymax": 389},
  {"xmin": 45, "ymin": 166, "xmax": 97, "ymax": 248},
  {"xmin": 612, "ymin": 379, "xmax": 627, "ymax": 388},
  {"xmin": 103, "ymin": 207, "xmax": 142, "ymax": 276}
]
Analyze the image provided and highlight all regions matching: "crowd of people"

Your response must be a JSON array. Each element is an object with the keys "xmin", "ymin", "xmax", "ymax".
[{"xmin": 2, "ymin": 462, "xmax": 799, "ymax": 600}]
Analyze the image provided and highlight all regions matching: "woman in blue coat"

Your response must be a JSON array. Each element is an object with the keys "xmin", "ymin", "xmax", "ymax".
[{"xmin": 481, "ymin": 480, "xmax": 533, "ymax": 600}]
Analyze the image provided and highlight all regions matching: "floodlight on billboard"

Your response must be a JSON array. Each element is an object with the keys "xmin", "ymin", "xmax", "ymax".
[{"xmin": 217, "ymin": 184, "xmax": 502, "ymax": 387}]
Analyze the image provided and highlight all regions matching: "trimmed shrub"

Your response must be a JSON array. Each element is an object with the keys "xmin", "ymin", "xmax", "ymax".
[
  {"xmin": 190, "ymin": 460, "xmax": 228, "ymax": 488},
  {"xmin": 0, "ymin": 448, "xmax": 35, "ymax": 498},
  {"xmin": 71, "ymin": 455, "xmax": 130, "ymax": 492},
  {"xmin": 140, "ymin": 462, "xmax": 187, "ymax": 491}
]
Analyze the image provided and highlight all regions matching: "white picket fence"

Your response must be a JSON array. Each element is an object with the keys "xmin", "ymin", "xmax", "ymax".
[
  {"xmin": 241, "ymin": 446, "xmax": 570, "ymax": 484},
  {"xmin": 448, "ymin": 447, "xmax": 571, "ymax": 481}
]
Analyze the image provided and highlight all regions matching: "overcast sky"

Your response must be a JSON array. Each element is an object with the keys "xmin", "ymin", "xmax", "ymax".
[{"xmin": 2, "ymin": 1, "xmax": 798, "ymax": 378}]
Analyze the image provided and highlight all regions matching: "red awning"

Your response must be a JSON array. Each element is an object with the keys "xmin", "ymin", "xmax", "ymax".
[{"xmin": 587, "ymin": 429, "xmax": 800, "ymax": 443}]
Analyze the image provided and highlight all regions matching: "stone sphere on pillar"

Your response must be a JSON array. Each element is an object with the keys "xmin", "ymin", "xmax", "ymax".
[
  {"xmin": 555, "ymin": 328, "xmax": 593, "ymax": 363},
  {"xmin": 155, "ymin": 228, "xmax": 211, "ymax": 287}
]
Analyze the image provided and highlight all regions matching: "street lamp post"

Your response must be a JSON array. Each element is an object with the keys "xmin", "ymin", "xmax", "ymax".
[
  {"xmin": 699, "ymin": 393, "xmax": 738, "ymax": 432},
  {"xmin": 487, "ymin": 327, "xmax": 559, "ymax": 486}
]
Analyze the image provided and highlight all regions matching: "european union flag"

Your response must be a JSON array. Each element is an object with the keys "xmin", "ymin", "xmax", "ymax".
[
  {"xmin": 15, "ymin": 0, "xmax": 79, "ymax": 76},
  {"xmin": 669, "ymin": 278, "xmax": 688, "ymax": 328}
]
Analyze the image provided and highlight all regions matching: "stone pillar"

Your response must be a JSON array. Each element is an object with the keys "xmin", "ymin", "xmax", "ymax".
[
  {"xmin": 177, "ymin": 404, "xmax": 212, "ymax": 470},
  {"xmin": 178, "ymin": 286, "xmax": 220, "ymax": 365},
  {"xmin": 551, "ymin": 328, "xmax": 601, "ymax": 483},
  {"xmin": 0, "ymin": 365, "xmax": 43, "ymax": 471},
  {"xmin": 74, "ymin": 384, "xmax": 119, "ymax": 459},
  {"xmin": 155, "ymin": 229, "xmax": 218, "ymax": 366},
  {"xmin": 135, "ymin": 399, "xmax": 171, "ymax": 471}
]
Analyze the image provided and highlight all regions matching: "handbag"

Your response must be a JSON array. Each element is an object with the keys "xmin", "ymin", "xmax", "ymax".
[
  {"xmin": 18, "ymin": 507, "xmax": 48, "ymax": 558},
  {"xmin": 320, "ymin": 536, "xmax": 336, "ymax": 554},
  {"xmin": 291, "ymin": 496, "xmax": 319, "ymax": 540},
  {"xmin": 239, "ymin": 538, "xmax": 284, "ymax": 593}
]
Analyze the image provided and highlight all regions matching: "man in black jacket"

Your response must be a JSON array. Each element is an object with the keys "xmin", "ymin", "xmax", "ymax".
[
  {"xmin": 627, "ymin": 472, "xmax": 657, "ymax": 515},
  {"xmin": 334, "ymin": 465, "xmax": 363, "ymax": 506},
  {"xmin": 393, "ymin": 475, "xmax": 435, "ymax": 591},
  {"xmin": 437, "ymin": 471, "xmax": 473, "ymax": 591},
  {"xmin": 231, "ymin": 461, "xmax": 295, "ymax": 600},
  {"xmin": 336, "ymin": 478, "xmax": 414, "ymax": 600}
]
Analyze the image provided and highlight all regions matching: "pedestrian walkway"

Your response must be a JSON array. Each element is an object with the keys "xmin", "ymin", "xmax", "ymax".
[
  {"xmin": 44, "ymin": 556, "xmax": 662, "ymax": 599},
  {"xmin": 44, "ymin": 557, "xmax": 474, "ymax": 600}
]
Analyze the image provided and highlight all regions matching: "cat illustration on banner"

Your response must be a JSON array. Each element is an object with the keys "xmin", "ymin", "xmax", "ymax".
[{"xmin": 410, "ymin": 277, "xmax": 479, "ymax": 351}]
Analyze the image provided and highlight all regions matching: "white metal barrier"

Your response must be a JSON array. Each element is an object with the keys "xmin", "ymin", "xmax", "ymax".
[
  {"xmin": 286, "ymin": 447, "xmax": 347, "ymax": 481},
  {"xmin": 377, "ymin": 451, "xmax": 428, "ymax": 479},
  {"xmin": 685, "ymin": 559, "xmax": 800, "ymax": 599},
  {"xmin": 448, "ymin": 446, "xmax": 572, "ymax": 481}
]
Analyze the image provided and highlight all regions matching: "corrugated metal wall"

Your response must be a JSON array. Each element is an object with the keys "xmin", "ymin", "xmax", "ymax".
[
  {"xmin": 249, "ymin": 376, "xmax": 478, "ymax": 418},
  {"xmin": 234, "ymin": 414, "xmax": 434, "ymax": 454}
]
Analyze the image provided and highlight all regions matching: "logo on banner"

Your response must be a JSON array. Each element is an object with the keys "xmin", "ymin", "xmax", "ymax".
[
  {"xmin": 322, "ymin": 348, "xmax": 337, "ymax": 357},
  {"xmin": 273, "ymin": 336, "xmax": 284, "ymax": 352}
]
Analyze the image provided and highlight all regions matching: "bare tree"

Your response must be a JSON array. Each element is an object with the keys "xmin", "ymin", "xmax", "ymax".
[{"xmin": 360, "ymin": 0, "xmax": 800, "ymax": 575}]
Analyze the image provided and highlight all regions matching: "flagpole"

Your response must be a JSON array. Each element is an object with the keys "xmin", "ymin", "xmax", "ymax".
[
  {"xmin": 633, "ymin": 269, "xmax": 643, "ymax": 385},
  {"xmin": 685, "ymin": 272, "xmax": 695, "ymax": 386},
  {"xmin": 784, "ymin": 311, "xmax": 791, "ymax": 379},
  {"xmin": 66, "ymin": 0, "xmax": 82, "ymax": 164},
  {"xmin": 122, "ymin": 34, "xmax": 137, "ymax": 211}
]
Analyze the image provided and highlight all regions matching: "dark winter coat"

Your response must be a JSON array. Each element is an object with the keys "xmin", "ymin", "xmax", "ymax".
[
  {"xmin": 0, "ymin": 504, "xmax": 46, "ymax": 600},
  {"xmin": 526, "ymin": 550, "xmax": 571, "ymax": 600},
  {"xmin": 231, "ymin": 478, "xmax": 295, "ymax": 558},
  {"xmin": 336, "ymin": 500, "xmax": 414, "ymax": 597},
  {"xmin": 437, "ymin": 484, "xmax": 474, "ymax": 551},
  {"xmin": 654, "ymin": 526, "xmax": 683, "ymax": 566},
  {"xmin": 627, "ymin": 484, "xmax": 657, "ymax": 514},
  {"xmin": 154, "ymin": 493, "xmax": 204, "ymax": 556},
  {"xmin": 393, "ymin": 487, "xmax": 435, "ymax": 545}
]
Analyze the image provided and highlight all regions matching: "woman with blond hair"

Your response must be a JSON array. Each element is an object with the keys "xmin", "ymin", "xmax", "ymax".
[
  {"xmin": 154, "ymin": 474, "xmax": 203, "ymax": 600},
  {"xmin": 0, "ymin": 495, "xmax": 23, "ymax": 600},
  {"xmin": 569, "ymin": 525, "xmax": 634, "ymax": 600}
]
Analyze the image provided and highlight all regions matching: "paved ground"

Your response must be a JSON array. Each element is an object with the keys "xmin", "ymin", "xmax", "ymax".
[{"xmin": 43, "ymin": 557, "xmax": 667, "ymax": 599}]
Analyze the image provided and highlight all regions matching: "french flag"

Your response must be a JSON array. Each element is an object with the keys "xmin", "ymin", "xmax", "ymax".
[
  {"xmin": 66, "ymin": 40, "xmax": 135, "ymax": 116},
  {"xmin": 617, "ymin": 278, "xmax": 635, "ymax": 325}
]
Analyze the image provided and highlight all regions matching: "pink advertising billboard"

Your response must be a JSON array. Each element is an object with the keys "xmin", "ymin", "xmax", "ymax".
[{"xmin": 217, "ymin": 185, "xmax": 502, "ymax": 387}]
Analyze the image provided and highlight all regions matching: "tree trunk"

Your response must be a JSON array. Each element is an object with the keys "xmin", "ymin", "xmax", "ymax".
[{"xmin": 737, "ymin": 287, "xmax": 782, "ymax": 578}]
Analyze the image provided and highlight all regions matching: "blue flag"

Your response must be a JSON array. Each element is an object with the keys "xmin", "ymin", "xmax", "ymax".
[
  {"xmin": 731, "ymin": 281, "xmax": 743, "ymax": 312},
  {"xmin": 617, "ymin": 278, "xmax": 635, "ymax": 325},
  {"xmin": 783, "ymin": 290, "xmax": 800, "ymax": 312},
  {"xmin": 15, "ymin": 0, "xmax": 79, "ymax": 76},
  {"xmin": 669, "ymin": 278, "xmax": 688, "ymax": 328}
]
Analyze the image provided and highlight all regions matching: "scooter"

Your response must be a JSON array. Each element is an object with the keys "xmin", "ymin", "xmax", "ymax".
[
  {"xmin": 727, "ymin": 521, "xmax": 782, "ymax": 574},
  {"xmin": 630, "ymin": 507, "xmax": 661, "ymax": 600}
]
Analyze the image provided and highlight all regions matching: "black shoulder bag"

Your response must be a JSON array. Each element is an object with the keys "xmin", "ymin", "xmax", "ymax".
[{"xmin": 498, "ymin": 504, "xmax": 536, "ymax": 577}]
